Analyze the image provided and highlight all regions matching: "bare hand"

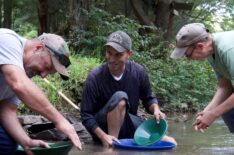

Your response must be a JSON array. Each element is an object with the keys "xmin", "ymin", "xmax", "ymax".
[
  {"xmin": 192, "ymin": 111, "xmax": 217, "ymax": 132},
  {"xmin": 100, "ymin": 134, "xmax": 120, "ymax": 147},
  {"xmin": 153, "ymin": 109, "xmax": 166, "ymax": 124},
  {"xmin": 55, "ymin": 120, "xmax": 82, "ymax": 150},
  {"xmin": 23, "ymin": 139, "xmax": 49, "ymax": 155}
]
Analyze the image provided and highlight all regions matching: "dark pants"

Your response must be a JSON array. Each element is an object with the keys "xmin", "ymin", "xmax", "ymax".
[
  {"xmin": 0, "ymin": 125, "xmax": 18, "ymax": 155},
  {"xmin": 222, "ymin": 108, "xmax": 234, "ymax": 133},
  {"xmin": 94, "ymin": 91, "xmax": 142, "ymax": 141}
]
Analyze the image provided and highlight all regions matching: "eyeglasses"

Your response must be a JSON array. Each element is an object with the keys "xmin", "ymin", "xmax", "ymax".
[
  {"xmin": 185, "ymin": 45, "xmax": 196, "ymax": 58},
  {"xmin": 45, "ymin": 45, "xmax": 71, "ymax": 68}
]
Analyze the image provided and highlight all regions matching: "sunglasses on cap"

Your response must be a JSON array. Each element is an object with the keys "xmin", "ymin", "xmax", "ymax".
[{"xmin": 45, "ymin": 44, "xmax": 71, "ymax": 68}]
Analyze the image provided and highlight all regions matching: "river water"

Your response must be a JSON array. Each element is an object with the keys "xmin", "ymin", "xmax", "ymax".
[{"xmin": 69, "ymin": 115, "xmax": 234, "ymax": 155}]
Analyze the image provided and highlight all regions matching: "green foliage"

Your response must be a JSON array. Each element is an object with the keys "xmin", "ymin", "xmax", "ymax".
[
  {"xmin": 15, "ymin": 23, "xmax": 38, "ymax": 39},
  {"xmin": 18, "ymin": 55, "xmax": 100, "ymax": 114},
  {"xmin": 67, "ymin": 6, "xmax": 217, "ymax": 112},
  {"xmin": 59, "ymin": 55, "xmax": 100, "ymax": 104},
  {"xmin": 133, "ymin": 47, "xmax": 216, "ymax": 112},
  {"xmin": 37, "ymin": 55, "xmax": 99, "ymax": 106},
  {"xmin": 12, "ymin": 0, "xmax": 38, "ymax": 37},
  {"xmin": 221, "ymin": 16, "xmax": 234, "ymax": 31},
  {"xmin": 15, "ymin": 3, "xmax": 223, "ymax": 113},
  {"xmin": 69, "ymin": 7, "xmax": 144, "ymax": 59},
  {"xmin": 173, "ymin": 0, "xmax": 234, "ymax": 32}
]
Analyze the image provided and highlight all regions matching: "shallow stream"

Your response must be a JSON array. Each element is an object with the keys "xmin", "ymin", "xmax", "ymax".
[{"xmin": 70, "ymin": 115, "xmax": 234, "ymax": 155}]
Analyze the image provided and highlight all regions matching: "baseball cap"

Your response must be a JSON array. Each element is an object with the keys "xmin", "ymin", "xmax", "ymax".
[
  {"xmin": 170, "ymin": 23, "xmax": 209, "ymax": 59},
  {"xmin": 38, "ymin": 33, "xmax": 71, "ymax": 80},
  {"xmin": 105, "ymin": 30, "xmax": 132, "ymax": 52}
]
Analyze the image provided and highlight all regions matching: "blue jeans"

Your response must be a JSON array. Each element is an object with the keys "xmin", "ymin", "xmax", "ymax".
[{"xmin": 0, "ymin": 125, "xmax": 18, "ymax": 155}]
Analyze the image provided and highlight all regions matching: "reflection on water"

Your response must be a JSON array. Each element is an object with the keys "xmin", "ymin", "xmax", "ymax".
[
  {"xmin": 70, "ymin": 114, "xmax": 234, "ymax": 155},
  {"xmin": 198, "ymin": 147, "xmax": 234, "ymax": 155}
]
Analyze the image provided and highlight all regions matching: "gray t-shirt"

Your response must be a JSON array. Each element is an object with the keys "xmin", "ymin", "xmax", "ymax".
[{"xmin": 0, "ymin": 28, "xmax": 26, "ymax": 105}]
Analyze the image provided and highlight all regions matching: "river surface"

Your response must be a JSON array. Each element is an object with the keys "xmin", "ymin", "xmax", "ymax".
[{"xmin": 69, "ymin": 115, "xmax": 234, "ymax": 155}]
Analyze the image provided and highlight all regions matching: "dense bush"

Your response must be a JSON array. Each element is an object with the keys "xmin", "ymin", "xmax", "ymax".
[
  {"xmin": 19, "ymin": 7, "xmax": 216, "ymax": 114},
  {"xmin": 68, "ymin": 7, "xmax": 152, "ymax": 59},
  {"xmin": 133, "ymin": 49, "xmax": 216, "ymax": 112},
  {"xmin": 67, "ymin": 7, "xmax": 216, "ymax": 112}
]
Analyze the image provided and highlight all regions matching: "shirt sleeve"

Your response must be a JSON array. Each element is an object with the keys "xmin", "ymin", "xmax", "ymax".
[
  {"xmin": 139, "ymin": 67, "xmax": 158, "ymax": 113},
  {"xmin": 0, "ymin": 31, "xmax": 25, "ymax": 105},
  {"xmin": 0, "ymin": 33, "xmax": 25, "ymax": 69},
  {"xmin": 207, "ymin": 55, "xmax": 222, "ymax": 80},
  {"xmin": 221, "ymin": 48, "xmax": 234, "ymax": 80},
  {"xmin": 80, "ymin": 73, "xmax": 99, "ymax": 134}
]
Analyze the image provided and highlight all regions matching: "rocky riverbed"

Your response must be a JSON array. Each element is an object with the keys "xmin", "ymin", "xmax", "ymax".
[
  {"xmin": 18, "ymin": 109, "xmax": 189, "ymax": 144},
  {"xmin": 18, "ymin": 113, "xmax": 92, "ymax": 143}
]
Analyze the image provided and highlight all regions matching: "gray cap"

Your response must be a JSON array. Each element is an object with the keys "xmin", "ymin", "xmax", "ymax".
[
  {"xmin": 170, "ymin": 23, "xmax": 209, "ymax": 59},
  {"xmin": 105, "ymin": 30, "xmax": 132, "ymax": 52},
  {"xmin": 38, "ymin": 33, "xmax": 71, "ymax": 80}
]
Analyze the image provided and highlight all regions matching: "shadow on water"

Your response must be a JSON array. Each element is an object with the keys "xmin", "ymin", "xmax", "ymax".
[{"xmin": 70, "ymin": 114, "xmax": 234, "ymax": 155}]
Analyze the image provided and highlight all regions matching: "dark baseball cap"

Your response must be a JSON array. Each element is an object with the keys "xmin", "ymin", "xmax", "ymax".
[{"xmin": 105, "ymin": 30, "xmax": 132, "ymax": 52}]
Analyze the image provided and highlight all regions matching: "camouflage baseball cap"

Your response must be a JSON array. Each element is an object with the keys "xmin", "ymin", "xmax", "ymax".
[
  {"xmin": 170, "ymin": 23, "xmax": 209, "ymax": 59},
  {"xmin": 38, "ymin": 33, "xmax": 71, "ymax": 80},
  {"xmin": 105, "ymin": 30, "xmax": 132, "ymax": 52}
]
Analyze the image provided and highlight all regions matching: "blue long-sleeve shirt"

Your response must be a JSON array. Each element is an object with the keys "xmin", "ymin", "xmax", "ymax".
[{"xmin": 80, "ymin": 61, "xmax": 158, "ymax": 134}]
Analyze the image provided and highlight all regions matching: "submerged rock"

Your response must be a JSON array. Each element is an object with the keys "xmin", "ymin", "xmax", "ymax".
[{"xmin": 18, "ymin": 114, "xmax": 92, "ymax": 143}]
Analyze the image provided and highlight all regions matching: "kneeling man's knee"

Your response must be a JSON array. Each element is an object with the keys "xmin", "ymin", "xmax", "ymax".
[
  {"xmin": 113, "ymin": 91, "xmax": 128, "ymax": 100},
  {"xmin": 117, "ymin": 99, "xmax": 126, "ymax": 110}
]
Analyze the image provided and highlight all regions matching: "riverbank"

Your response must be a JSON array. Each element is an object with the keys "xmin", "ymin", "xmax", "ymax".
[{"xmin": 19, "ymin": 108, "xmax": 190, "ymax": 144}]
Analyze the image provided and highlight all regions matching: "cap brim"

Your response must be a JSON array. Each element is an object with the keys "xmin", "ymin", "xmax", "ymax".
[
  {"xmin": 60, "ymin": 74, "xmax": 69, "ymax": 80},
  {"xmin": 170, "ymin": 47, "xmax": 188, "ymax": 59},
  {"xmin": 51, "ymin": 56, "xmax": 69, "ymax": 80},
  {"xmin": 105, "ymin": 42, "xmax": 126, "ymax": 53}
]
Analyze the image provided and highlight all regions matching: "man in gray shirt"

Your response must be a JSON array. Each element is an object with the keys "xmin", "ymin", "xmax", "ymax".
[
  {"xmin": 170, "ymin": 23, "xmax": 234, "ymax": 134},
  {"xmin": 0, "ymin": 28, "xmax": 82, "ymax": 155}
]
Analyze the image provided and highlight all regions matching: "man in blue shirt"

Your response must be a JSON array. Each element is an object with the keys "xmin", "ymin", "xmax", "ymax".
[{"xmin": 81, "ymin": 30, "xmax": 177, "ymax": 146}]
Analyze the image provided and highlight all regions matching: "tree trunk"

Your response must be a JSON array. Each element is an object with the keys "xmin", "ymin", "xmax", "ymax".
[
  {"xmin": 164, "ymin": 10, "xmax": 174, "ymax": 40},
  {"xmin": 38, "ymin": 0, "xmax": 48, "ymax": 35},
  {"xmin": 129, "ymin": 0, "xmax": 152, "ymax": 26},
  {"xmin": 3, "ymin": 0, "xmax": 12, "ymax": 28},
  {"xmin": 124, "ymin": 0, "xmax": 131, "ymax": 17},
  {"xmin": 154, "ymin": 0, "xmax": 193, "ymax": 39},
  {"xmin": 68, "ymin": 0, "xmax": 91, "ymax": 31},
  {"xmin": 154, "ymin": 0, "xmax": 172, "ymax": 31}
]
